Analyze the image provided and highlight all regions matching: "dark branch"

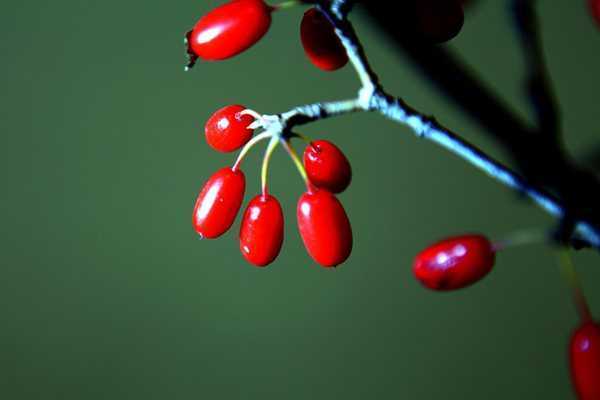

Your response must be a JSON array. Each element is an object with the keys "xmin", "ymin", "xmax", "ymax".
[
  {"xmin": 357, "ymin": 0, "xmax": 600, "ymax": 249},
  {"xmin": 511, "ymin": 0, "xmax": 560, "ymax": 139}
]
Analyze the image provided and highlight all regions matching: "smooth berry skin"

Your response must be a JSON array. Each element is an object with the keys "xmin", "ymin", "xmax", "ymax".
[
  {"xmin": 413, "ymin": 235, "xmax": 495, "ymax": 291},
  {"xmin": 570, "ymin": 321, "xmax": 600, "ymax": 400},
  {"xmin": 300, "ymin": 8, "xmax": 348, "ymax": 71},
  {"xmin": 192, "ymin": 167, "xmax": 245, "ymax": 239},
  {"xmin": 303, "ymin": 140, "xmax": 352, "ymax": 194},
  {"xmin": 239, "ymin": 194, "xmax": 284, "ymax": 267},
  {"xmin": 297, "ymin": 189, "xmax": 352, "ymax": 267},
  {"xmin": 189, "ymin": 0, "xmax": 272, "ymax": 61},
  {"xmin": 590, "ymin": 0, "xmax": 600, "ymax": 28},
  {"xmin": 205, "ymin": 105, "xmax": 254, "ymax": 152},
  {"xmin": 414, "ymin": 0, "xmax": 464, "ymax": 43}
]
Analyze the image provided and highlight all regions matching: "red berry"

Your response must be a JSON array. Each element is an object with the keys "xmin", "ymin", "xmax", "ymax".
[
  {"xmin": 303, "ymin": 140, "xmax": 352, "ymax": 193},
  {"xmin": 414, "ymin": 0, "xmax": 464, "ymax": 43},
  {"xmin": 300, "ymin": 8, "xmax": 348, "ymax": 71},
  {"xmin": 193, "ymin": 167, "xmax": 245, "ymax": 238},
  {"xmin": 590, "ymin": 0, "xmax": 600, "ymax": 27},
  {"xmin": 413, "ymin": 234, "xmax": 495, "ymax": 290},
  {"xmin": 188, "ymin": 0, "xmax": 272, "ymax": 61},
  {"xmin": 570, "ymin": 321, "xmax": 600, "ymax": 400},
  {"xmin": 297, "ymin": 189, "xmax": 352, "ymax": 267},
  {"xmin": 205, "ymin": 105, "xmax": 254, "ymax": 152},
  {"xmin": 239, "ymin": 194, "xmax": 284, "ymax": 266}
]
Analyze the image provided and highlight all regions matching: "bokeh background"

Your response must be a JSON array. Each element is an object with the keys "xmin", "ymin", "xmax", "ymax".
[{"xmin": 2, "ymin": 1, "xmax": 599, "ymax": 399}]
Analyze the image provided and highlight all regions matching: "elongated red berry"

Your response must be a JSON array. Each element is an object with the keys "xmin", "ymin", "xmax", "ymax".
[
  {"xmin": 570, "ymin": 320, "xmax": 600, "ymax": 400},
  {"xmin": 303, "ymin": 140, "xmax": 352, "ymax": 193},
  {"xmin": 413, "ymin": 234, "xmax": 495, "ymax": 290},
  {"xmin": 193, "ymin": 167, "xmax": 245, "ymax": 238},
  {"xmin": 239, "ymin": 194, "xmax": 284, "ymax": 266},
  {"xmin": 205, "ymin": 105, "xmax": 254, "ymax": 152},
  {"xmin": 188, "ymin": 0, "xmax": 272, "ymax": 61},
  {"xmin": 414, "ymin": 0, "xmax": 464, "ymax": 43},
  {"xmin": 590, "ymin": 0, "xmax": 600, "ymax": 27},
  {"xmin": 300, "ymin": 8, "xmax": 348, "ymax": 71},
  {"xmin": 297, "ymin": 189, "xmax": 352, "ymax": 267}
]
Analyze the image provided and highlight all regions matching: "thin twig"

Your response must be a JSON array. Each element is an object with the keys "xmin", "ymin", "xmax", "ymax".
[{"xmin": 511, "ymin": 0, "xmax": 560, "ymax": 139}]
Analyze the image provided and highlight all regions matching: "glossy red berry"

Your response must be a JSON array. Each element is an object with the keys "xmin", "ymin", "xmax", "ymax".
[
  {"xmin": 590, "ymin": 0, "xmax": 600, "ymax": 27},
  {"xmin": 188, "ymin": 0, "xmax": 272, "ymax": 61},
  {"xmin": 205, "ymin": 105, "xmax": 254, "ymax": 152},
  {"xmin": 413, "ymin": 234, "xmax": 495, "ymax": 290},
  {"xmin": 570, "ymin": 320, "xmax": 600, "ymax": 400},
  {"xmin": 192, "ymin": 167, "xmax": 245, "ymax": 239},
  {"xmin": 239, "ymin": 194, "xmax": 284, "ymax": 267},
  {"xmin": 414, "ymin": 0, "xmax": 464, "ymax": 43},
  {"xmin": 300, "ymin": 8, "xmax": 348, "ymax": 71},
  {"xmin": 303, "ymin": 140, "xmax": 352, "ymax": 193},
  {"xmin": 297, "ymin": 189, "xmax": 352, "ymax": 267}
]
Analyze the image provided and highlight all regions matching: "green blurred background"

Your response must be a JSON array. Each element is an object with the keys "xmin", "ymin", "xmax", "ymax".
[{"xmin": 2, "ymin": 1, "xmax": 599, "ymax": 399}]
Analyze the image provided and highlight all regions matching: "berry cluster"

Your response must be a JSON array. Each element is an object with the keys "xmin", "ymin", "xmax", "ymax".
[
  {"xmin": 192, "ymin": 104, "xmax": 352, "ymax": 267},
  {"xmin": 187, "ymin": 0, "xmax": 353, "ymax": 267}
]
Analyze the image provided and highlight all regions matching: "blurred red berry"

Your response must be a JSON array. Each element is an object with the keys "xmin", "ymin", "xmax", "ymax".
[
  {"xmin": 188, "ymin": 0, "xmax": 272, "ymax": 61},
  {"xmin": 205, "ymin": 105, "xmax": 254, "ymax": 152},
  {"xmin": 590, "ymin": 0, "xmax": 600, "ymax": 27},
  {"xmin": 414, "ymin": 0, "xmax": 464, "ymax": 43},
  {"xmin": 413, "ymin": 234, "xmax": 495, "ymax": 290},
  {"xmin": 570, "ymin": 320, "xmax": 600, "ymax": 400},
  {"xmin": 300, "ymin": 8, "xmax": 348, "ymax": 71},
  {"xmin": 193, "ymin": 167, "xmax": 246, "ymax": 238},
  {"xmin": 297, "ymin": 189, "xmax": 352, "ymax": 267},
  {"xmin": 239, "ymin": 194, "xmax": 284, "ymax": 266}
]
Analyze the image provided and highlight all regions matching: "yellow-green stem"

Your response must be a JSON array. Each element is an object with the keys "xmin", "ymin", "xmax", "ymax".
[
  {"xmin": 272, "ymin": 0, "xmax": 301, "ymax": 11},
  {"xmin": 280, "ymin": 138, "xmax": 308, "ymax": 187},
  {"xmin": 492, "ymin": 229, "xmax": 547, "ymax": 251},
  {"xmin": 558, "ymin": 250, "xmax": 592, "ymax": 323},
  {"xmin": 232, "ymin": 130, "xmax": 273, "ymax": 171},
  {"xmin": 261, "ymin": 136, "xmax": 279, "ymax": 196},
  {"xmin": 290, "ymin": 131, "xmax": 313, "ymax": 145}
]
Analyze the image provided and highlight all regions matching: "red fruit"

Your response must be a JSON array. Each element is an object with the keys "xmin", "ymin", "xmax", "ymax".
[
  {"xmin": 413, "ymin": 235, "xmax": 495, "ymax": 290},
  {"xmin": 414, "ymin": 0, "xmax": 464, "ymax": 43},
  {"xmin": 590, "ymin": 0, "xmax": 600, "ymax": 27},
  {"xmin": 303, "ymin": 140, "xmax": 352, "ymax": 193},
  {"xmin": 193, "ymin": 167, "xmax": 245, "ymax": 238},
  {"xmin": 300, "ymin": 8, "xmax": 348, "ymax": 71},
  {"xmin": 297, "ymin": 189, "xmax": 352, "ymax": 267},
  {"xmin": 239, "ymin": 194, "xmax": 284, "ymax": 266},
  {"xmin": 570, "ymin": 321, "xmax": 600, "ymax": 400},
  {"xmin": 205, "ymin": 105, "xmax": 254, "ymax": 152},
  {"xmin": 188, "ymin": 0, "xmax": 272, "ymax": 61}
]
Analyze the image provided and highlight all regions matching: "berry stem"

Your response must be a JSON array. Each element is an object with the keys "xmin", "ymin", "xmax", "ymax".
[
  {"xmin": 290, "ymin": 131, "xmax": 313, "ymax": 146},
  {"xmin": 492, "ymin": 228, "xmax": 547, "ymax": 251},
  {"xmin": 558, "ymin": 250, "xmax": 592, "ymax": 323},
  {"xmin": 280, "ymin": 137, "xmax": 309, "ymax": 187},
  {"xmin": 232, "ymin": 130, "xmax": 273, "ymax": 171},
  {"xmin": 240, "ymin": 109, "xmax": 263, "ymax": 122},
  {"xmin": 271, "ymin": 0, "xmax": 302, "ymax": 11},
  {"xmin": 261, "ymin": 135, "xmax": 279, "ymax": 196}
]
